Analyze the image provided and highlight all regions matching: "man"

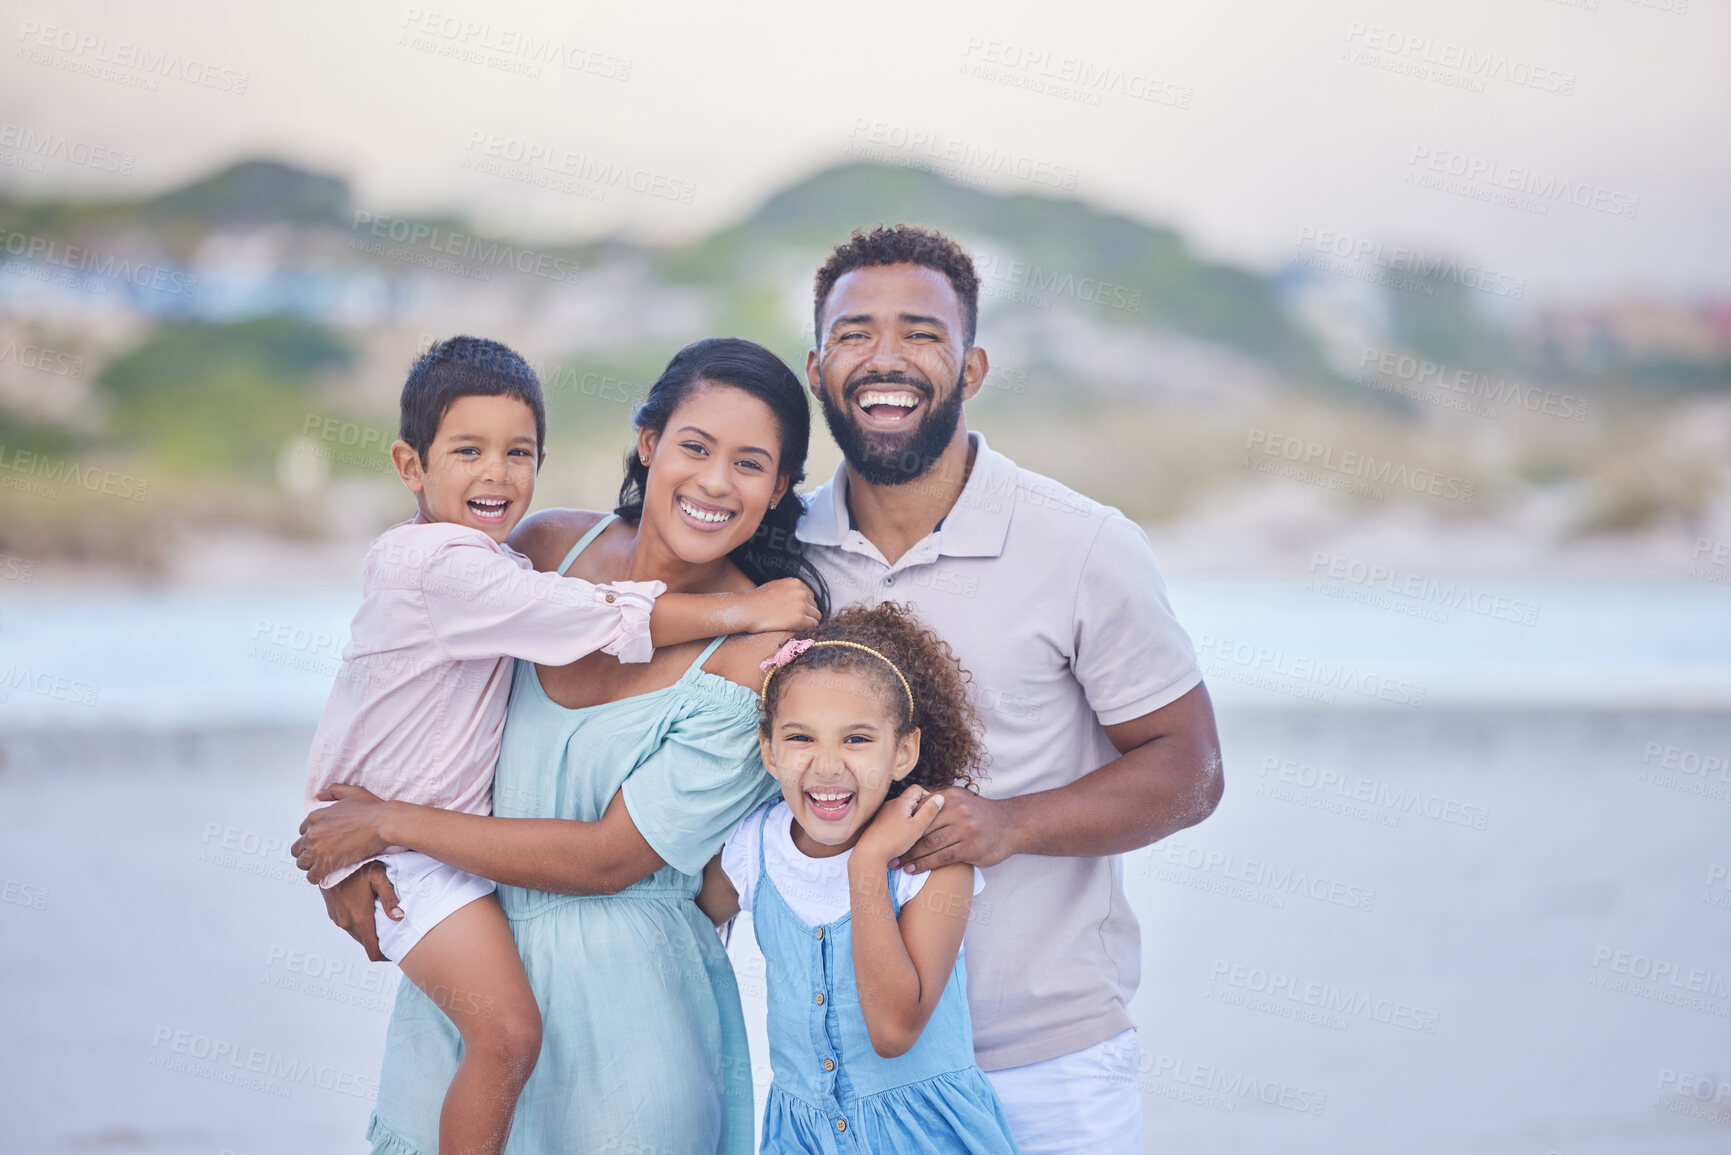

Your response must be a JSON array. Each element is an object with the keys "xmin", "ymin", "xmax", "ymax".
[{"xmin": 793, "ymin": 225, "xmax": 1224, "ymax": 1154}]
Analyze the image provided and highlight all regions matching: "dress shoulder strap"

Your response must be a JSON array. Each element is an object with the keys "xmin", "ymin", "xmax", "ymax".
[
  {"xmin": 685, "ymin": 633, "xmax": 731, "ymax": 676},
  {"xmin": 555, "ymin": 513, "xmax": 618, "ymax": 577}
]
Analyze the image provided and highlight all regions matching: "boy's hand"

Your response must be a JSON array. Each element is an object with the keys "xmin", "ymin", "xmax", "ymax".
[
  {"xmin": 747, "ymin": 578, "xmax": 820, "ymax": 634},
  {"xmin": 854, "ymin": 786, "xmax": 945, "ymax": 867}
]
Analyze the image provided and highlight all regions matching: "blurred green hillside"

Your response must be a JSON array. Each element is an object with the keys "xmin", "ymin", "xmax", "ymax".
[{"xmin": 0, "ymin": 157, "xmax": 1725, "ymax": 572}]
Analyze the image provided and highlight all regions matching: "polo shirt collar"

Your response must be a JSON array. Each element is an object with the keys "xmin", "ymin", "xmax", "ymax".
[{"xmin": 796, "ymin": 431, "xmax": 1015, "ymax": 560}]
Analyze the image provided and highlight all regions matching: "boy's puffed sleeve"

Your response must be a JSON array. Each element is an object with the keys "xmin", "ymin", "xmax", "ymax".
[
  {"xmin": 620, "ymin": 693, "xmax": 781, "ymax": 876},
  {"xmin": 420, "ymin": 535, "xmax": 665, "ymax": 665}
]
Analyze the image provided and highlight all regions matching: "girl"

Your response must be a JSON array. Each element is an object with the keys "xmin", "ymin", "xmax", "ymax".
[{"xmin": 698, "ymin": 602, "xmax": 1020, "ymax": 1154}]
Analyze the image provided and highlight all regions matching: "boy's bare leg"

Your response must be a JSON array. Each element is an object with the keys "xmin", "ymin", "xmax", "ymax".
[{"xmin": 397, "ymin": 894, "xmax": 542, "ymax": 1155}]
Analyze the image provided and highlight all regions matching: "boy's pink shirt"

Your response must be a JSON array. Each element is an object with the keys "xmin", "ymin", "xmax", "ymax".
[{"xmin": 304, "ymin": 516, "xmax": 664, "ymax": 887}]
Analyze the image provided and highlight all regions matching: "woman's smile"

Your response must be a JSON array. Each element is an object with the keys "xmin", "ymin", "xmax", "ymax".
[{"xmin": 675, "ymin": 492, "xmax": 737, "ymax": 530}]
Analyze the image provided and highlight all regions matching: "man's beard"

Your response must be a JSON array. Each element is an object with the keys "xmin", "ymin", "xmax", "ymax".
[{"xmin": 819, "ymin": 369, "xmax": 966, "ymax": 487}]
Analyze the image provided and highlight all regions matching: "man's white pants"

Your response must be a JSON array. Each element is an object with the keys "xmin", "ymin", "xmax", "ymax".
[{"xmin": 985, "ymin": 1027, "xmax": 1143, "ymax": 1155}]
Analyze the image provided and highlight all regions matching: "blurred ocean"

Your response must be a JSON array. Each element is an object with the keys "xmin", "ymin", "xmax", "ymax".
[
  {"xmin": 2, "ymin": 580, "xmax": 1729, "ymax": 729},
  {"xmin": 2, "ymin": 583, "xmax": 1729, "ymax": 1153}
]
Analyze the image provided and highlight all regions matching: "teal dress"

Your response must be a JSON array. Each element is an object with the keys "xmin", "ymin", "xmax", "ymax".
[{"xmin": 367, "ymin": 514, "xmax": 780, "ymax": 1155}]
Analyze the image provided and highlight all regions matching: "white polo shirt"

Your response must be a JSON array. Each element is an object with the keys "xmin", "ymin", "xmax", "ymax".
[{"xmin": 795, "ymin": 430, "xmax": 1202, "ymax": 1070}]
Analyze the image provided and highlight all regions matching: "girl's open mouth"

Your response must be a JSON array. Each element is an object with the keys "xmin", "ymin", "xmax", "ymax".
[
  {"xmin": 805, "ymin": 790, "xmax": 856, "ymax": 822},
  {"xmin": 467, "ymin": 496, "xmax": 510, "ymax": 524}
]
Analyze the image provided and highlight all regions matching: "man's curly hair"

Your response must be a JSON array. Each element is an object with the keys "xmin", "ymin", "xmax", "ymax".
[
  {"xmin": 760, "ymin": 601, "xmax": 986, "ymax": 798},
  {"xmin": 813, "ymin": 225, "xmax": 981, "ymax": 347}
]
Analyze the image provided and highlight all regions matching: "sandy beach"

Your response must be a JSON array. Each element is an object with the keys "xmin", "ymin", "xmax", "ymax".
[{"xmin": 4, "ymin": 707, "xmax": 1728, "ymax": 1154}]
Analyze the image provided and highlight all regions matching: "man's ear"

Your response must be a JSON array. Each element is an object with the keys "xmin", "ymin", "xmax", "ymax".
[
  {"xmin": 390, "ymin": 440, "xmax": 424, "ymax": 492},
  {"xmin": 959, "ymin": 345, "xmax": 989, "ymax": 402},
  {"xmin": 891, "ymin": 727, "xmax": 922, "ymax": 782},
  {"xmin": 805, "ymin": 348, "xmax": 822, "ymax": 399}
]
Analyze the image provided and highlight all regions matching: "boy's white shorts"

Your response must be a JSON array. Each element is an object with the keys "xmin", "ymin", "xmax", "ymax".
[{"xmin": 372, "ymin": 850, "xmax": 497, "ymax": 963}]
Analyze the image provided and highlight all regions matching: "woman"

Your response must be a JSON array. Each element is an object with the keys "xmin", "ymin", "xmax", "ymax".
[{"xmin": 296, "ymin": 337, "xmax": 829, "ymax": 1153}]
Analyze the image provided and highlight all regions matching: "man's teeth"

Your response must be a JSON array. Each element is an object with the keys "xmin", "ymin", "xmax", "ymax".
[
  {"xmin": 858, "ymin": 391, "xmax": 919, "ymax": 410},
  {"xmin": 679, "ymin": 497, "xmax": 734, "ymax": 524}
]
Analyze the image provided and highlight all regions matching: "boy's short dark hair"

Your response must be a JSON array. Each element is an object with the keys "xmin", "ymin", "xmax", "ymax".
[
  {"xmin": 399, "ymin": 336, "xmax": 545, "ymax": 464},
  {"xmin": 813, "ymin": 225, "xmax": 981, "ymax": 346}
]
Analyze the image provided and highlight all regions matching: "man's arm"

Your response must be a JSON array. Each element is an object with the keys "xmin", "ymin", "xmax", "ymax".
[{"xmin": 894, "ymin": 681, "xmax": 1222, "ymax": 873}]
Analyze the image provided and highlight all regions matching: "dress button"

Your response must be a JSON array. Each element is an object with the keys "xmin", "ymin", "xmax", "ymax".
[
  {"xmin": 604, "ymin": 592, "xmax": 616, "ymax": 603},
  {"xmin": 814, "ymin": 927, "xmax": 824, "ymax": 940},
  {"xmin": 884, "ymin": 575, "xmax": 895, "ymax": 586},
  {"xmin": 836, "ymin": 1119, "xmax": 847, "ymax": 1133},
  {"xmin": 823, "ymin": 1058, "xmax": 835, "ymax": 1072},
  {"xmin": 815, "ymin": 992, "xmax": 825, "ymax": 1005}
]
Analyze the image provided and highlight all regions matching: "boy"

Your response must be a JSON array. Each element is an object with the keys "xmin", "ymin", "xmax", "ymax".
[{"xmin": 300, "ymin": 336, "xmax": 815, "ymax": 1155}]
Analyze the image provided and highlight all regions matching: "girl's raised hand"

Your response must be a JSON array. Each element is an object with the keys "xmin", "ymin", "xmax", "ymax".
[{"xmin": 855, "ymin": 785, "xmax": 945, "ymax": 866}]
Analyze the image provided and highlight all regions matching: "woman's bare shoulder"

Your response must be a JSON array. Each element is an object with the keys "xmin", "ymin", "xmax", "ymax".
[
  {"xmin": 508, "ymin": 509, "xmax": 611, "ymax": 572},
  {"xmin": 703, "ymin": 630, "xmax": 794, "ymax": 693}
]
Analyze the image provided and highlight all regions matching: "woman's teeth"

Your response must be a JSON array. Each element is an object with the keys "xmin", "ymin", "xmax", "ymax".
[{"xmin": 678, "ymin": 497, "xmax": 734, "ymax": 524}]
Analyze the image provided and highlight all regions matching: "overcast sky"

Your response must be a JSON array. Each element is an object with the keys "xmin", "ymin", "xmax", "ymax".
[{"xmin": 3, "ymin": 0, "xmax": 1726, "ymax": 308}]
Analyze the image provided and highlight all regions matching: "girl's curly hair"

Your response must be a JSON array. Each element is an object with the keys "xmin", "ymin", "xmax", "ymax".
[{"xmin": 759, "ymin": 601, "xmax": 985, "ymax": 798}]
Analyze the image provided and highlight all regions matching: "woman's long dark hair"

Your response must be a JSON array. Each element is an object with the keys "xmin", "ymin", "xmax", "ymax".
[{"xmin": 615, "ymin": 338, "xmax": 830, "ymax": 617}]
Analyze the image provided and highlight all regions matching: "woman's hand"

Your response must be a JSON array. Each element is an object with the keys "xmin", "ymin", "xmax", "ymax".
[
  {"xmin": 321, "ymin": 862, "xmax": 403, "ymax": 962},
  {"xmin": 854, "ymin": 786, "xmax": 945, "ymax": 868},
  {"xmin": 293, "ymin": 784, "xmax": 398, "ymax": 883}
]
